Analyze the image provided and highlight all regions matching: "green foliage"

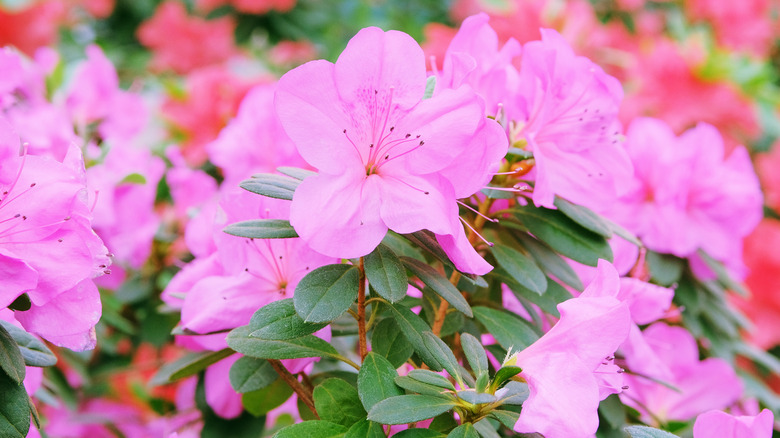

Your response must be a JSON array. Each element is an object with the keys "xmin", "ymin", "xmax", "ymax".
[
  {"xmin": 294, "ymin": 264, "xmax": 359, "ymax": 323},
  {"xmin": 249, "ymin": 299, "xmax": 328, "ymax": 340},
  {"xmin": 224, "ymin": 219, "xmax": 299, "ymax": 239},
  {"xmin": 240, "ymin": 173, "xmax": 301, "ymax": 200},
  {"xmin": 365, "ymin": 244, "xmax": 408, "ymax": 303},
  {"xmin": 357, "ymin": 353, "xmax": 404, "ymax": 411}
]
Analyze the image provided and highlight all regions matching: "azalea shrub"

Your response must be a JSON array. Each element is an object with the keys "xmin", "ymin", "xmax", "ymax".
[{"xmin": 1, "ymin": 0, "xmax": 779, "ymax": 437}]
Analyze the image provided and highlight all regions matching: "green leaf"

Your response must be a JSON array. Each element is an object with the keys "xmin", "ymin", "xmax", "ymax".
[
  {"xmin": 392, "ymin": 429, "xmax": 446, "ymax": 438},
  {"xmin": 249, "ymin": 299, "xmax": 328, "ymax": 340},
  {"xmin": 229, "ymin": 357, "xmax": 278, "ymax": 393},
  {"xmin": 274, "ymin": 420, "xmax": 348, "ymax": 437},
  {"xmin": 646, "ymin": 251, "xmax": 684, "ymax": 287},
  {"xmin": 401, "ymin": 257, "xmax": 472, "ymax": 317},
  {"xmin": 553, "ymin": 196, "xmax": 612, "ymax": 238},
  {"xmin": 473, "ymin": 419, "xmax": 501, "ymax": 438},
  {"xmin": 407, "ymin": 369, "xmax": 456, "ymax": 391},
  {"xmin": 7, "ymin": 294, "xmax": 30, "ymax": 311},
  {"xmin": 357, "ymin": 353, "xmax": 404, "ymax": 412},
  {"xmin": 447, "ymin": 423, "xmax": 479, "ymax": 438},
  {"xmin": 514, "ymin": 233, "xmax": 583, "ymax": 290},
  {"xmin": 0, "ymin": 324, "xmax": 25, "ymax": 384},
  {"xmin": 481, "ymin": 185, "xmax": 516, "ymax": 199},
  {"xmin": 511, "ymin": 205, "xmax": 613, "ymax": 266},
  {"xmin": 491, "ymin": 244, "xmax": 547, "ymax": 295},
  {"xmin": 224, "ymin": 219, "xmax": 299, "ymax": 239},
  {"xmin": 697, "ymin": 249, "xmax": 749, "ymax": 296},
  {"xmin": 456, "ymin": 390, "xmax": 496, "ymax": 405},
  {"xmin": 424, "ymin": 76, "xmax": 436, "ymax": 99},
  {"xmin": 368, "ymin": 395, "xmax": 457, "ymax": 425},
  {"xmin": 294, "ymin": 264, "xmax": 359, "ymax": 323},
  {"xmin": 228, "ymin": 326, "xmax": 339, "ymax": 360},
  {"xmin": 385, "ymin": 304, "xmax": 442, "ymax": 371},
  {"xmin": 599, "ymin": 394, "xmax": 626, "ymax": 429},
  {"xmin": 472, "ymin": 307, "xmax": 539, "ymax": 352},
  {"xmin": 314, "ymin": 378, "xmax": 367, "ymax": 427},
  {"xmin": 0, "ymin": 370, "xmax": 30, "ymax": 438},
  {"xmin": 150, "ymin": 349, "xmax": 234, "ymax": 386},
  {"xmin": 240, "ymin": 173, "xmax": 300, "ymax": 200},
  {"xmin": 422, "ymin": 332, "xmax": 461, "ymax": 382},
  {"xmin": 0, "ymin": 321, "xmax": 56, "ymax": 367},
  {"xmin": 489, "ymin": 410, "xmax": 520, "ymax": 429},
  {"xmin": 119, "ymin": 172, "xmax": 147, "ymax": 185},
  {"xmin": 344, "ymin": 419, "xmax": 386, "ymax": 438},
  {"xmin": 242, "ymin": 378, "xmax": 293, "ymax": 416},
  {"xmin": 276, "ymin": 166, "xmax": 316, "ymax": 180},
  {"xmin": 371, "ymin": 318, "xmax": 414, "ymax": 368},
  {"xmin": 459, "ymin": 333, "xmax": 488, "ymax": 378},
  {"xmin": 365, "ymin": 244, "xmax": 408, "ymax": 303},
  {"xmin": 404, "ymin": 230, "xmax": 453, "ymax": 267},
  {"xmin": 495, "ymin": 381, "xmax": 528, "ymax": 405},
  {"xmin": 394, "ymin": 376, "xmax": 452, "ymax": 397},
  {"xmin": 490, "ymin": 366, "xmax": 522, "ymax": 392},
  {"xmin": 623, "ymin": 426, "xmax": 680, "ymax": 438}
]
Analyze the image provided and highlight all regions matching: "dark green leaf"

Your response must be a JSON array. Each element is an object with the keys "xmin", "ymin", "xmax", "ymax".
[
  {"xmin": 394, "ymin": 376, "xmax": 452, "ymax": 397},
  {"xmin": 294, "ymin": 264, "xmax": 359, "ymax": 323},
  {"xmin": 489, "ymin": 410, "xmax": 520, "ymax": 429},
  {"xmin": 242, "ymin": 378, "xmax": 293, "ymax": 416},
  {"xmin": 314, "ymin": 378, "xmax": 367, "ymax": 427},
  {"xmin": 481, "ymin": 185, "xmax": 516, "ymax": 199},
  {"xmin": 392, "ymin": 429, "xmax": 446, "ymax": 438},
  {"xmin": 276, "ymin": 166, "xmax": 316, "ymax": 181},
  {"xmin": 228, "ymin": 326, "xmax": 339, "ymax": 360},
  {"xmin": 599, "ymin": 394, "xmax": 626, "ymax": 429},
  {"xmin": 553, "ymin": 197, "xmax": 612, "ymax": 237},
  {"xmin": 0, "ymin": 321, "xmax": 56, "ymax": 367},
  {"xmin": 646, "ymin": 251, "xmax": 684, "ymax": 287},
  {"xmin": 240, "ymin": 173, "xmax": 299, "ymax": 200},
  {"xmin": 496, "ymin": 381, "xmax": 529, "ymax": 405},
  {"xmin": 697, "ymin": 250, "xmax": 749, "ymax": 296},
  {"xmin": 229, "ymin": 357, "xmax": 277, "ymax": 393},
  {"xmin": 422, "ymin": 333, "xmax": 461, "ymax": 382},
  {"xmin": 514, "ymin": 234, "xmax": 583, "ymax": 290},
  {"xmin": 365, "ymin": 244, "xmax": 408, "ymax": 303},
  {"xmin": 357, "ymin": 353, "xmax": 404, "ymax": 411},
  {"xmin": 150, "ymin": 349, "xmax": 234, "ymax": 386},
  {"xmin": 0, "ymin": 324, "xmax": 24, "ymax": 384},
  {"xmin": 401, "ymin": 257, "xmax": 472, "ymax": 317},
  {"xmin": 249, "ymin": 299, "xmax": 327, "ymax": 340},
  {"xmin": 345, "ymin": 419, "xmax": 386, "ymax": 438},
  {"xmin": 385, "ymin": 304, "xmax": 442, "ymax": 370},
  {"xmin": 368, "ymin": 395, "xmax": 456, "ymax": 425},
  {"xmin": 490, "ymin": 366, "xmax": 522, "ymax": 392},
  {"xmin": 407, "ymin": 369, "xmax": 455, "ymax": 391},
  {"xmin": 456, "ymin": 390, "xmax": 496, "ymax": 405},
  {"xmin": 7, "ymin": 294, "xmax": 30, "ymax": 311},
  {"xmin": 460, "ymin": 333, "xmax": 488, "ymax": 378},
  {"xmin": 491, "ymin": 244, "xmax": 547, "ymax": 295},
  {"xmin": 473, "ymin": 419, "xmax": 501, "ymax": 438},
  {"xmin": 472, "ymin": 307, "xmax": 539, "ymax": 352},
  {"xmin": 224, "ymin": 219, "xmax": 298, "ymax": 239},
  {"xmin": 447, "ymin": 423, "xmax": 479, "ymax": 438},
  {"xmin": 370, "ymin": 318, "xmax": 414, "ymax": 367},
  {"xmin": 623, "ymin": 426, "xmax": 679, "ymax": 437},
  {"xmin": 274, "ymin": 420, "xmax": 348, "ymax": 437},
  {"xmin": 404, "ymin": 230, "xmax": 452, "ymax": 267},
  {"xmin": 0, "ymin": 371, "xmax": 30, "ymax": 438},
  {"xmin": 512, "ymin": 205, "xmax": 613, "ymax": 266}
]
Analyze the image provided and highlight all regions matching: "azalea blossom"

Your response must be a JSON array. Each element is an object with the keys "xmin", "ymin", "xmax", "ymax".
[
  {"xmin": 275, "ymin": 26, "xmax": 507, "ymax": 274},
  {"xmin": 693, "ymin": 409, "xmax": 774, "ymax": 438}
]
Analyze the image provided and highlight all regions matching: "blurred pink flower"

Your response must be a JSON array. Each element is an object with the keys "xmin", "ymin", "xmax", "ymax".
[{"xmin": 693, "ymin": 409, "xmax": 774, "ymax": 438}]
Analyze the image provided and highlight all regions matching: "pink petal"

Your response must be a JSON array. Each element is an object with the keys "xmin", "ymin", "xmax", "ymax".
[
  {"xmin": 204, "ymin": 355, "xmax": 243, "ymax": 419},
  {"xmin": 436, "ymin": 227, "xmax": 493, "ymax": 275},
  {"xmin": 0, "ymin": 248, "xmax": 38, "ymax": 307},
  {"xmin": 693, "ymin": 409, "xmax": 774, "ymax": 438}
]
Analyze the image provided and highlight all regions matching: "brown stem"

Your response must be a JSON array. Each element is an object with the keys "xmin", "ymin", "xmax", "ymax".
[
  {"xmin": 432, "ymin": 271, "xmax": 462, "ymax": 336},
  {"xmin": 357, "ymin": 257, "xmax": 368, "ymax": 361},
  {"xmin": 268, "ymin": 359, "xmax": 319, "ymax": 419}
]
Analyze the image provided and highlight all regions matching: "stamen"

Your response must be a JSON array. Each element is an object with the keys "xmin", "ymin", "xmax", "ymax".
[
  {"xmin": 459, "ymin": 216, "xmax": 493, "ymax": 247},
  {"xmin": 457, "ymin": 200, "xmax": 498, "ymax": 223}
]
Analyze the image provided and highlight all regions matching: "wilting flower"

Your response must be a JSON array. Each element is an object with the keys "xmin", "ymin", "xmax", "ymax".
[{"xmin": 275, "ymin": 26, "xmax": 507, "ymax": 274}]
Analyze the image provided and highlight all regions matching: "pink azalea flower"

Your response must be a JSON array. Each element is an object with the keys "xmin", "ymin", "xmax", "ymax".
[
  {"xmin": 608, "ymin": 118, "xmax": 762, "ymax": 276},
  {"xmin": 512, "ymin": 28, "xmax": 633, "ymax": 211},
  {"xmin": 0, "ymin": 116, "xmax": 109, "ymax": 350},
  {"xmin": 693, "ymin": 409, "xmax": 774, "ymax": 438},
  {"xmin": 620, "ymin": 323, "xmax": 743, "ymax": 424},
  {"xmin": 275, "ymin": 27, "xmax": 506, "ymax": 274},
  {"xmin": 506, "ymin": 261, "xmax": 632, "ymax": 437}
]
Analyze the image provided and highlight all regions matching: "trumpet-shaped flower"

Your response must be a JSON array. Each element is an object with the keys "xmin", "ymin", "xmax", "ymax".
[{"xmin": 275, "ymin": 27, "xmax": 506, "ymax": 274}]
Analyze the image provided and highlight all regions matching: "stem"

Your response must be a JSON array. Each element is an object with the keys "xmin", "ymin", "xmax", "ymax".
[
  {"xmin": 357, "ymin": 257, "xmax": 368, "ymax": 361},
  {"xmin": 432, "ymin": 271, "xmax": 462, "ymax": 336},
  {"xmin": 268, "ymin": 359, "xmax": 319, "ymax": 419}
]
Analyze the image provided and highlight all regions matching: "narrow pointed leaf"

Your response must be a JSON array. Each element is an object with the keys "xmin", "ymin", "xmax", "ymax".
[
  {"xmin": 553, "ymin": 196, "xmax": 612, "ymax": 237},
  {"xmin": 0, "ymin": 321, "xmax": 56, "ymax": 367},
  {"xmin": 150, "ymin": 349, "xmax": 234, "ymax": 386},
  {"xmin": 489, "ymin": 410, "xmax": 520, "ymax": 429},
  {"xmin": 460, "ymin": 333, "xmax": 488, "ymax": 377},
  {"xmin": 249, "ymin": 299, "xmax": 327, "ymax": 340},
  {"xmin": 422, "ymin": 332, "xmax": 461, "ymax": 381},
  {"xmin": 239, "ymin": 173, "xmax": 300, "ymax": 200},
  {"xmin": 512, "ymin": 205, "xmax": 612, "ymax": 266},
  {"xmin": 404, "ymin": 230, "xmax": 452, "ymax": 267},
  {"xmin": 274, "ymin": 420, "xmax": 348, "ymax": 437},
  {"xmin": 407, "ymin": 369, "xmax": 455, "ymax": 391},
  {"xmin": 456, "ymin": 390, "xmax": 496, "ymax": 405},
  {"xmin": 276, "ymin": 166, "xmax": 316, "ymax": 181},
  {"xmin": 368, "ymin": 395, "xmax": 456, "ymax": 425},
  {"xmin": 385, "ymin": 304, "xmax": 442, "ymax": 371},
  {"xmin": 472, "ymin": 307, "xmax": 539, "ymax": 351},
  {"xmin": 514, "ymin": 233, "xmax": 583, "ymax": 290},
  {"xmin": 228, "ymin": 326, "xmax": 339, "ymax": 360},
  {"xmin": 294, "ymin": 264, "xmax": 359, "ymax": 323},
  {"xmin": 491, "ymin": 244, "xmax": 547, "ymax": 295},
  {"xmin": 0, "ymin": 324, "xmax": 24, "ymax": 384},
  {"xmin": 357, "ymin": 353, "xmax": 403, "ymax": 411},
  {"xmin": 624, "ymin": 426, "xmax": 680, "ymax": 437},
  {"xmin": 224, "ymin": 219, "xmax": 298, "ymax": 239},
  {"xmin": 365, "ymin": 244, "xmax": 407, "ymax": 303},
  {"xmin": 394, "ymin": 376, "xmax": 452, "ymax": 397},
  {"xmin": 229, "ymin": 357, "xmax": 278, "ymax": 393},
  {"xmin": 401, "ymin": 257, "xmax": 472, "ymax": 317}
]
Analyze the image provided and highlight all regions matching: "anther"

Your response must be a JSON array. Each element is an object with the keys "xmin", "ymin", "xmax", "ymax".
[
  {"xmin": 21, "ymin": 216, "xmax": 26, "ymax": 220},
  {"xmin": 99, "ymin": 265, "xmax": 106, "ymax": 268},
  {"xmin": 621, "ymin": 385, "xmax": 629, "ymax": 390},
  {"xmin": 343, "ymin": 129, "xmax": 347, "ymax": 133},
  {"xmin": 419, "ymin": 141, "xmax": 424, "ymax": 146},
  {"xmin": 63, "ymin": 216, "xmax": 70, "ymax": 221},
  {"xmin": 103, "ymin": 269, "xmax": 111, "ymax": 275},
  {"xmin": 57, "ymin": 239, "xmax": 63, "ymax": 242},
  {"xmin": 30, "ymin": 183, "xmax": 36, "ymax": 187},
  {"xmin": 385, "ymin": 155, "xmax": 389, "ymax": 160},
  {"xmin": 370, "ymin": 143, "xmax": 374, "ymax": 148},
  {"xmin": 405, "ymin": 133, "xmax": 411, "ymax": 138},
  {"xmin": 13, "ymin": 213, "xmax": 19, "ymax": 218}
]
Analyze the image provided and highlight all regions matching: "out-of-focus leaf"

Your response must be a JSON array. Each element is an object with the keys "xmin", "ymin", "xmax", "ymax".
[
  {"xmin": 150, "ymin": 349, "xmax": 234, "ymax": 386},
  {"xmin": 276, "ymin": 166, "xmax": 316, "ymax": 180},
  {"xmin": 241, "ymin": 378, "xmax": 293, "ymax": 416},
  {"xmin": 472, "ymin": 307, "xmax": 539, "ymax": 351},
  {"xmin": 624, "ymin": 426, "xmax": 679, "ymax": 437},
  {"xmin": 240, "ymin": 173, "xmax": 300, "ymax": 200},
  {"xmin": 646, "ymin": 251, "xmax": 684, "ymax": 287},
  {"xmin": 553, "ymin": 197, "xmax": 612, "ymax": 237},
  {"xmin": 514, "ymin": 233, "xmax": 583, "ymax": 291},
  {"xmin": 224, "ymin": 219, "xmax": 298, "ymax": 239},
  {"xmin": 491, "ymin": 243, "xmax": 547, "ymax": 295}
]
